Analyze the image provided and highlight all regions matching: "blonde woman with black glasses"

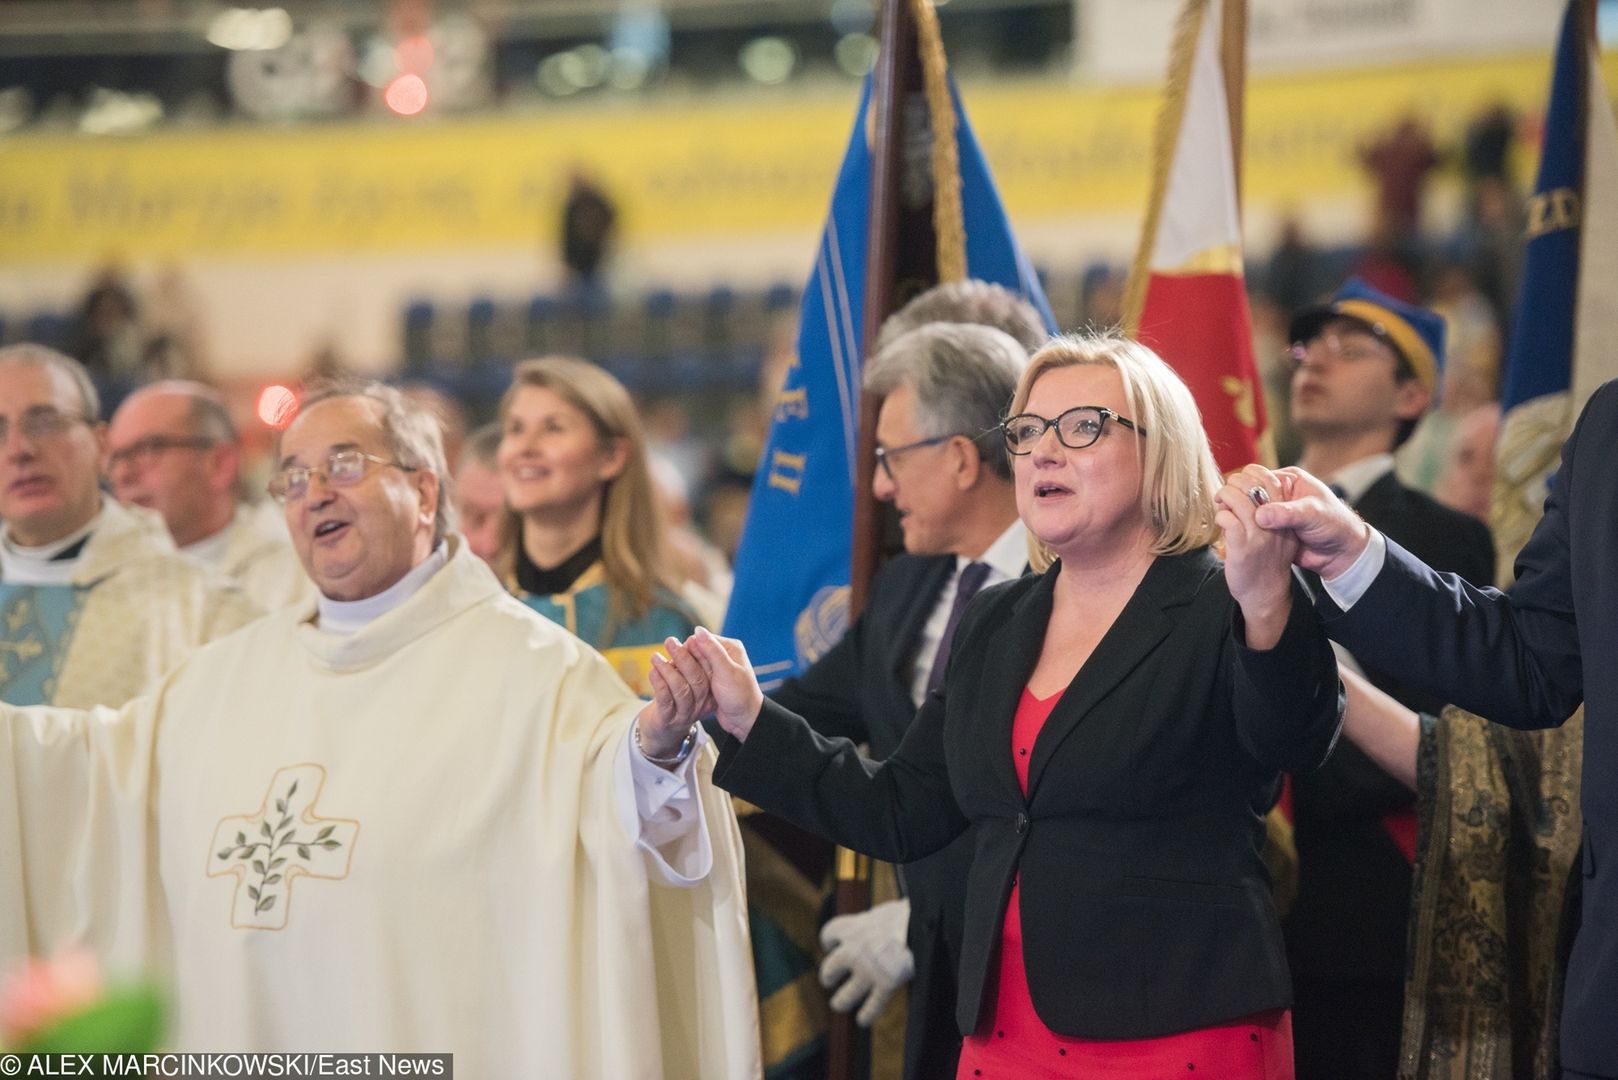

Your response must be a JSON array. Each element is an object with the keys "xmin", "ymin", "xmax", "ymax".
[{"xmin": 656, "ymin": 332, "xmax": 1345, "ymax": 1078}]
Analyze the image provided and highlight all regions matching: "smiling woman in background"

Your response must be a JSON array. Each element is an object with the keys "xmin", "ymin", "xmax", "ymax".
[
  {"xmin": 662, "ymin": 333, "xmax": 1345, "ymax": 1078},
  {"xmin": 494, "ymin": 356, "xmax": 696, "ymax": 696}
]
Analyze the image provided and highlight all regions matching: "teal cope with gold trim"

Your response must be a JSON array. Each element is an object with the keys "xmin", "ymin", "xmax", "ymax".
[
  {"xmin": 0, "ymin": 584, "xmax": 86, "ymax": 705},
  {"xmin": 513, "ymin": 563, "xmax": 695, "ymax": 699}
]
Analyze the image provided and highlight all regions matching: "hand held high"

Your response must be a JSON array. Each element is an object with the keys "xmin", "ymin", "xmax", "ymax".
[{"xmin": 1249, "ymin": 466, "xmax": 1374, "ymax": 581}]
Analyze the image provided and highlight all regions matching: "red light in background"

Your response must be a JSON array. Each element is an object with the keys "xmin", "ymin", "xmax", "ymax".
[
  {"xmin": 257, "ymin": 384, "xmax": 299, "ymax": 428},
  {"xmin": 384, "ymin": 73, "xmax": 429, "ymax": 116}
]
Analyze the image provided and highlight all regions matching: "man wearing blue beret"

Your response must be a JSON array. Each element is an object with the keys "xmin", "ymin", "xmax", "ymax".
[{"xmin": 1280, "ymin": 279, "xmax": 1495, "ymax": 1079}]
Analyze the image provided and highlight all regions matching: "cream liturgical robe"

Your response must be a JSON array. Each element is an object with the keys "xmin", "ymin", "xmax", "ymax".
[
  {"xmin": 0, "ymin": 539, "xmax": 761, "ymax": 1079},
  {"xmin": 0, "ymin": 500, "xmax": 259, "ymax": 709},
  {"xmin": 184, "ymin": 500, "xmax": 314, "ymax": 613}
]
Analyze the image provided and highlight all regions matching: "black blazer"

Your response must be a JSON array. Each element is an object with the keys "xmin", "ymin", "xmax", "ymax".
[
  {"xmin": 1320, "ymin": 381, "xmax": 1618, "ymax": 1075},
  {"xmin": 718, "ymin": 548, "xmax": 1344, "ymax": 1040},
  {"xmin": 771, "ymin": 552, "xmax": 967, "ymax": 1079},
  {"xmin": 1285, "ymin": 471, "xmax": 1496, "ymax": 982}
]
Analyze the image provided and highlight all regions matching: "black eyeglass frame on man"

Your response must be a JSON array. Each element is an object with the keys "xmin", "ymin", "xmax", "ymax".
[{"xmin": 872, "ymin": 433, "xmax": 974, "ymax": 480}]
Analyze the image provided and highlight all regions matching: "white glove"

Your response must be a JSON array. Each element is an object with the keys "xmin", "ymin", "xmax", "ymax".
[{"xmin": 817, "ymin": 898, "xmax": 915, "ymax": 1027}]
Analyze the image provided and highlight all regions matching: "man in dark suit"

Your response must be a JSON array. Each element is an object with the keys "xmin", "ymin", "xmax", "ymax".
[
  {"xmin": 1281, "ymin": 279, "xmax": 1495, "ymax": 1079},
  {"xmin": 1255, "ymin": 378, "xmax": 1618, "ymax": 1079},
  {"xmin": 772, "ymin": 291, "xmax": 1039, "ymax": 1079}
]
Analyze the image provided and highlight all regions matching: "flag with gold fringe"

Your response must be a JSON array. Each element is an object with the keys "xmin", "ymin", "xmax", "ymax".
[{"xmin": 1123, "ymin": 0, "xmax": 1270, "ymax": 475}]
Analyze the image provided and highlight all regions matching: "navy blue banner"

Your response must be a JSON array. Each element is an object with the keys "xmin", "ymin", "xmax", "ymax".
[
  {"xmin": 1502, "ymin": 1, "xmax": 1585, "ymax": 410},
  {"xmin": 723, "ymin": 75, "xmax": 1053, "ymax": 688}
]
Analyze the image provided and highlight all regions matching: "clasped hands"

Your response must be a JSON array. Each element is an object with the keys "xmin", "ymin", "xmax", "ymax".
[
  {"xmin": 635, "ymin": 627, "xmax": 766, "ymax": 760},
  {"xmin": 1214, "ymin": 464, "xmax": 1373, "ymax": 649}
]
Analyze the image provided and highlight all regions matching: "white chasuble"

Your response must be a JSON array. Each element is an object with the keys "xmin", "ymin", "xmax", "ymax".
[
  {"xmin": 189, "ymin": 501, "xmax": 314, "ymax": 614},
  {"xmin": 1, "ymin": 539, "xmax": 761, "ymax": 1078}
]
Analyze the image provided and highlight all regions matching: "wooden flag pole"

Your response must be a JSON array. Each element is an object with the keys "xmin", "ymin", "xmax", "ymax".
[
  {"xmin": 853, "ymin": 0, "xmax": 917, "ymax": 619},
  {"xmin": 831, "ymin": 1, "xmax": 916, "ymax": 1073},
  {"xmin": 1220, "ymin": 0, "xmax": 1247, "ymax": 217}
]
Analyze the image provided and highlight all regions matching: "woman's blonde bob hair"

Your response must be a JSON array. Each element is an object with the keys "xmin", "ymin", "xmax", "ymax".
[
  {"xmin": 494, "ymin": 356, "xmax": 674, "ymax": 633},
  {"xmin": 1007, "ymin": 332, "xmax": 1222, "ymax": 571}
]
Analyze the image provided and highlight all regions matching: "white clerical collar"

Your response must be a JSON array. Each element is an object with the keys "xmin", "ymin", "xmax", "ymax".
[
  {"xmin": 181, "ymin": 511, "xmax": 237, "ymax": 569},
  {"xmin": 1326, "ymin": 453, "xmax": 1396, "ymax": 505},
  {"xmin": 315, "ymin": 543, "xmax": 449, "ymax": 636},
  {"xmin": 0, "ymin": 508, "xmax": 102, "ymax": 586},
  {"xmin": 963, "ymin": 519, "xmax": 1029, "ymax": 581}
]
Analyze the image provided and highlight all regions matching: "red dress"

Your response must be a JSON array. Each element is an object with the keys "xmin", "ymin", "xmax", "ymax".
[{"xmin": 955, "ymin": 689, "xmax": 1295, "ymax": 1080}]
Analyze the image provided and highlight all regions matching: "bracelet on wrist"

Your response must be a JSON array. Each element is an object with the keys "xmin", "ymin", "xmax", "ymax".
[{"xmin": 635, "ymin": 720, "xmax": 699, "ymax": 767}]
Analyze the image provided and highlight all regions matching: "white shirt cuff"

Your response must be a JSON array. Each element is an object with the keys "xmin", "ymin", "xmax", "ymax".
[
  {"xmin": 1320, "ymin": 528, "xmax": 1387, "ymax": 611},
  {"xmin": 614, "ymin": 721, "xmax": 712, "ymax": 888}
]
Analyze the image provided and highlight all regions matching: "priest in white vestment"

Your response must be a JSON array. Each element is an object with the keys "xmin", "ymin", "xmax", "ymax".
[
  {"xmin": 106, "ymin": 380, "xmax": 312, "ymax": 612},
  {"xmin": 0, "ymin": 346, "xmax": 260, "ymax": 710},
  {"xmin": 1, "ymin": 380, "xmax": 761, "ymax": 1078}
]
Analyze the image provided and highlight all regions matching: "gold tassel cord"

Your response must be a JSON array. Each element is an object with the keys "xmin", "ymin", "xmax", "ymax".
[
  {"xmin": 909, "ymin": 0, "xmax": 967, "ymax": 284},
  {"xmin": 1122, "ymin": 0, "xmax": 1207, "ymax": 335}
]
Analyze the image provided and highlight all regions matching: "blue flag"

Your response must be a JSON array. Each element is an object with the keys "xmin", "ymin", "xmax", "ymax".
[
  {"xmin": 1491, "ymin": 0, "xmax": 1618, "ymax": 576},
  {"xmin": 722, "ymin": 75, "xmax": 1054, "ymax": 689},
  {"xmin": 1501, "ymin": 1, "xmax": 1585, "ymax": 410}
]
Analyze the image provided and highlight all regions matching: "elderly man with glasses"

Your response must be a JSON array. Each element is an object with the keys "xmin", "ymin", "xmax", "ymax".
[
  {"xmin": 0, "ymin": 376, "xmax": 760, "ymax": 1076},
  {"xmin": 767, "ymin": 316, "xmax": 1034, "ymax": 1079},
  {"xmin": 107, "ymin": 380, "xmax": 311, "ymax": 611},
  {"xmin": 0, "ymin": 343, "xmax": 259, "ymax": 710}
]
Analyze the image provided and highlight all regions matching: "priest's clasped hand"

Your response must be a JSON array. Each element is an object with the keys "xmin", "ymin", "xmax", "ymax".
[
  {"xmin": 639, "ymin": 634, "xmax": 713, "ymax": 762},
  {"xmin": 645, "ymin": 627, "xmax": 765, "ymax": 741}
]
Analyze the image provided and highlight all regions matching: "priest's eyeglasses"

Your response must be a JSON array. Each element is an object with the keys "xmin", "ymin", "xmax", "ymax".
[
  {"xmin": 268, "ymin": 450, "xmax": 418, "ymax": 502},
  {"xmin": 0, "ymin": 406, "xmax": 91, "ymax": 444},
  {"xmin": 107, "ymin": 435, "xmax": 216, "ymax": 471},
  {"xmin": 1002, "ymin": 406, "xmax": 1144, "ymax": 455}
]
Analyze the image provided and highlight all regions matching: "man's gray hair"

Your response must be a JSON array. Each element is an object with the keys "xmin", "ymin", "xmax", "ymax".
[
  {"xmin": 297, "ymin": 378, "xmax": 457, "ymax": 545},
  {"xmin": 875, "ymin": 280, "xmax": 1047, "ymax": 355},
  {"xmin": 863, "ymin": 323, "xmax": 1028, "ymax": 481},
  {"xmin": 0, "ymin": 343, "xmax": 103, "ymax": 422}
]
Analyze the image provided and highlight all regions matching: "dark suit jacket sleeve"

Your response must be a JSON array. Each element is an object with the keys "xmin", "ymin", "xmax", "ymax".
[
  {"xmin": 713, "ymin": 689, "xmax": 969, "ymax": 865},
  {"xmin": 1322, "ymin": 394, "xmax": 1596, "ymax": 730},
  {"xmin": 1231, "ymin": 575, "xmax": 1345, "ymax": 773},
  {"xmin": 1454, "ymin": 514, "xmax": 1498, "ymax": 588}
]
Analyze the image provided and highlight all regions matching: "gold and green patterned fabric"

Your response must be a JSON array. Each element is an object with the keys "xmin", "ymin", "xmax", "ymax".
[
  {"xmin": 737, "ymin": 809, "xmax": 831, "ymax": 1080},
  {"xmin": 1399, "ymin": 706, "xmax": 1582, "ymax": 1080},
  {"xmin": 513, "ymin": 563, "xmax": 695, "ymax": 698},
  {"xmin": 0, "ymin": 585, "xmax": 86, "ymax": 706}
]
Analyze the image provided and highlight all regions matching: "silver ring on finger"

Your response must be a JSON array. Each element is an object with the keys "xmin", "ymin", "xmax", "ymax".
[{"xmin": 1247, "ymin": 486, "xmax": 1270, "ymax": 507}]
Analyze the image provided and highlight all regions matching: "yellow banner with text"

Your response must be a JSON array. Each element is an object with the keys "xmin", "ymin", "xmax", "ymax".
[{"xmin": 0, "ymin": 51, "xmax": 1602, "ymax": 263}]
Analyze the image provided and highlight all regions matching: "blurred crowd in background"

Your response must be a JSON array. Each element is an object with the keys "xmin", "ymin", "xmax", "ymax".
[{"xmin": 3, "ymin": 94, "xmax": 1537, "ymax": 588}]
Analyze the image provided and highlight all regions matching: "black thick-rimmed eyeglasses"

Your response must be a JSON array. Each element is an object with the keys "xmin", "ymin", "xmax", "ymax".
[
  {"xmin": 267, "ymin": 449, "xmax": 417, "ymax": 503},
  {"xmin": 874, "ymin": 433, "xmax": 964, "ymax": 480},
  {"xmin": 1001, "ymin": 406, "xmax": 1145, "ymax": 455}
]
